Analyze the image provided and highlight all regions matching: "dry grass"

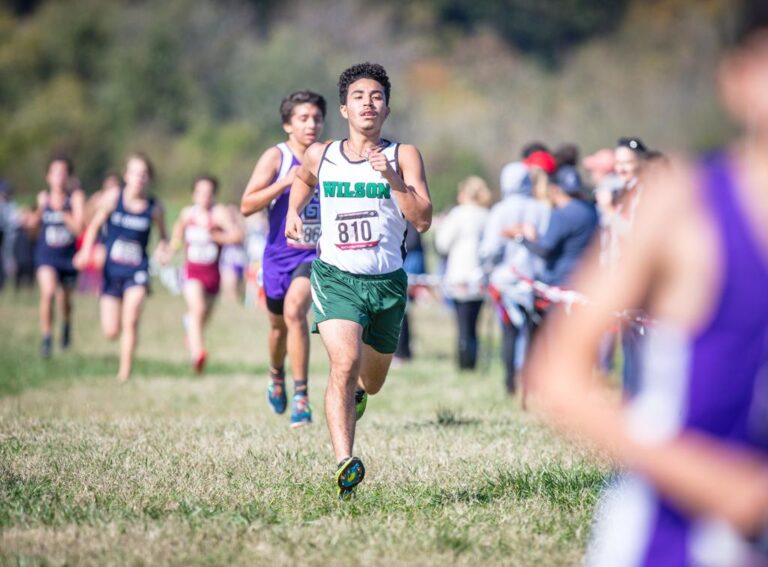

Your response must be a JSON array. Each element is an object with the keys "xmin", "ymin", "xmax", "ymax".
[{"xmin": 0, "ymin": 288, "xmax": 605, "ymax": 565}]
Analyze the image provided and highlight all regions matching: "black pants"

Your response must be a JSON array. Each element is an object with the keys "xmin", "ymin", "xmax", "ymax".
[
  {"xmin": 454, "ymin": 299, "xmax": 483, "ymax": 370},
  {"xmin": 394, "ymin": 305, "xmax": 412, "ymax": 360},
  {"xmin": 501, "ymin": 321, "xmax": 521, "ymax": 393}
]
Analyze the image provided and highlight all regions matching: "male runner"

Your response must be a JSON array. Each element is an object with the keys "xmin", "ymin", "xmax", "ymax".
[
  {"xmin": 285, "ymin": 63, "xmax": 432, "ymax": 497},
  {"xmin": 241, "ymin": 90, "xmax": 326, "ymax": 428}
]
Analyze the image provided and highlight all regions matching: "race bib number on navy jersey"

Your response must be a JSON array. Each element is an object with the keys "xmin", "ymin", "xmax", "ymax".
[
  {"xmin": 110, "ymin": 238, "xmax": 143, "ymax": 266},
  {"xmin": 45, "ymin": 225, "xmax": 74, "ymax": 248}
]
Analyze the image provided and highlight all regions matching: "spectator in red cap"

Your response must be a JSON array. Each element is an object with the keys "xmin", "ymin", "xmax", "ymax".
[
  {"xmin": 523, "ymin": 149, "xmax": 558, "ymax": 203},
  {"xmin": 523, "ymin": 150, "xmax": 557, "ymax": 175}
]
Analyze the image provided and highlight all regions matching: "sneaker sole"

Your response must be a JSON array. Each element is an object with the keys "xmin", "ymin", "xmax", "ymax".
[
  {"xmin": 289, "ymin": 419, "xmax": 312, "ymax": 429},
  {"xmin": 336, "ymin": 457, "xmax": 365, "ymax": 496}
]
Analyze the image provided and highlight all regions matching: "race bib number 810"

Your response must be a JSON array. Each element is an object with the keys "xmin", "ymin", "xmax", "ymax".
[{"xmin": 333, "ymin": 210, "xmax": 381, "ymax": 250}]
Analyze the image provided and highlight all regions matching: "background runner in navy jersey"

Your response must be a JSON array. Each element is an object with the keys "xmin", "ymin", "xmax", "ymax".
[
  {"xmin": 75, "ymin": 153, "xmax": 168, "ymax": 381},
  {"xmin": 29, "ymin": 156, "xmax": 85, "ymax": 358}
]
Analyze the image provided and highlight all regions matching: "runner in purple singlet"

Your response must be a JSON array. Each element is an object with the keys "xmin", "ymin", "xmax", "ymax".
[
  {"xmin": 528, "ymin": 7, "xmax": 768, "ymax": 565},
  {"xmin": 240, "ymin": 90, "xmax": 326, "ymax": 428}
]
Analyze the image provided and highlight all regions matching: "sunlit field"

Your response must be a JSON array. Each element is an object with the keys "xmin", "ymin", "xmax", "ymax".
[{"xmin": 0, "ymin": 286, "xmax": 606, "ymax": 566}]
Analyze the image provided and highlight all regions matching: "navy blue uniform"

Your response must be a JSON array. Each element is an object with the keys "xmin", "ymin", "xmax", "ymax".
[
  {"xmin": 35, "ymin": 195, "xmax": 78, "ymax": 288},
  {"xmin": 102, "ymin": 191, "xmax": 155, "ymax": 297}
]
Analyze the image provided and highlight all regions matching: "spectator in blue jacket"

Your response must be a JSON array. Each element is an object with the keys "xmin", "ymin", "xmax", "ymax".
[{"xmin": 508, "ymin": 166, "xmax": 598, "ymax": 287}]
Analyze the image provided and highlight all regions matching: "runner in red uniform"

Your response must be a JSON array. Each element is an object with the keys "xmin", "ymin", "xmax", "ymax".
[{"xmin": 167, "ymin": 175, "xmax": 243, "ymax": 373}]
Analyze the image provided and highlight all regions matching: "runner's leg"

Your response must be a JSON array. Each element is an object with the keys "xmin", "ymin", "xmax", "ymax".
[
  {"xmin": 183, "ymin": 279, "xmax": 207, "ymax": 360},
  {"xmin": 118, "ymin": 285, "xmax": 146, "ymax": 381},
  {"xmin": 36, "ymin": 266, "xmax": 57, "ymax": 342},
  {"xmin": 267, "ymin": 310, "xmax": 288, "ymax": 372},
  {"xmin": 100, "ymin": 295, "xmax": 121, "ymax": 340},
  {"xmin": 283, "ymin": 276, "xmax": 312, "ymax": 392},
  {"xmin": 358, "ymin": 344, "xmax": 393, "ymax": 395},
  {"xmin": 318, "ymin": 319, "xmax": 363, "ymax": 462}
]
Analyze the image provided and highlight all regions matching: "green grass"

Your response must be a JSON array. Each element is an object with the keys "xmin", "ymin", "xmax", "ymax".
[{"xmin": 0, "ymin": 288, "xmax": 606, "ymax": 565}]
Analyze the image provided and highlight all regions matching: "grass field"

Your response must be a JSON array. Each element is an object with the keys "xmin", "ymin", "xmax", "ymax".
[{"xmin": 0, "ymin": 286, "xmax": 607, "ymax": 566}]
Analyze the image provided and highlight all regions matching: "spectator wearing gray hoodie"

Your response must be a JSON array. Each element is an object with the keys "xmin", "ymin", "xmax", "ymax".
[{"xmin": 479, "ymin": 162, "xmax": 550, "ymax": 394}]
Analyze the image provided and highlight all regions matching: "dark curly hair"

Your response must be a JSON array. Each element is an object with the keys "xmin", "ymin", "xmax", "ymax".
[
  {"xmin": 338, "ymin": 62, "xmax": 391, "ymax": 105},
  {"xmin": 280, "ymin": 90, "xmax": 327, "ymax": 125}
]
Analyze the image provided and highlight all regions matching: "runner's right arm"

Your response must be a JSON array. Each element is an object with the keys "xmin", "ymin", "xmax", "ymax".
[
  {"xmin": 240, "ymin": 147, "xmax": 294, "ymax": 216},
  {"xmin": 73, "ymin": 186, "xmax": 119, "ymax": 270},
  {"xmin": 27, "ymin": 191, "xmax": 48, "ymax": 232},
  {"xmin": 167, "ymin": 207, "xmax": 190, "ymax": 259},
  {"xmin": 285, "ymin": 142, "xmax": 325, "ymax": 241}
]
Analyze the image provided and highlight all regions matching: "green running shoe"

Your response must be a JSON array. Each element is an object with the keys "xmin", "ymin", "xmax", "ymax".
[
  {"xmin": 354, "ymin": 389, "xmax": 367, "ymax": 421},
  {"xmin": 336, "ymin": 456, "xmax": 365, "ymax": 499}
]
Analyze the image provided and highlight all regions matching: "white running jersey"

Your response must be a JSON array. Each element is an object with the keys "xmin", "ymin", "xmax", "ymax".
[{"xmin": 316, "ymin": 139, "xmax": 407, "ymax": 275}]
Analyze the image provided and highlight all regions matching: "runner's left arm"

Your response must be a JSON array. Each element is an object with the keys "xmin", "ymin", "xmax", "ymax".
[
  {"xmin": 371, "ymin": 144, "xmax": 432, "ymax": 233},
  {"xmin": 212, "ymin": 205, "xmax": 245, "ymax": 245},
  {"xmin": 152, "ymin": 201, "xmax": 170, "ymax": 262}
]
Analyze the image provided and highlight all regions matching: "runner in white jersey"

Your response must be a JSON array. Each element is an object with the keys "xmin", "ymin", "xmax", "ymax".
[{"xmin": 286, "ymin": 63, "xmax": 432, "ymax": 498}]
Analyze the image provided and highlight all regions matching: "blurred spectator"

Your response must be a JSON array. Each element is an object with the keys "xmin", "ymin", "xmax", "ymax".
[
  {"xmin": 510, "ymin": 166, "xmax": 598, "ymax": 287},
  {"xmin": 394, "ymin": 221, "xmax": 426, "ymax": 363},
  {"xmin": 554, "ymin": 143, "xmax": 580, "ymax": 169},
  {"xmin": 612, "ymin": 136, "xmax": 650, "ymax": 397},
  {"xmin": 583, "ymin": 148, "xmax": 624, "ymax": 375},
  {"xmin": 0, "ymin": 180, "xmax": 10, "ymax": 289},
  {"xmin": 520, "ymin": 141, "xmax": 549, "ymax": 159},
  {"xmin": 523, "ymin": 149, "xmax": 557, "ymax": 201},
  {"xmin": 13, "ymin": 207, "xmax": 36, "ymax": 289},
  {"xmin": 435, "ymin": 176, "xmax": 492, "ymax": 371},
  {"xmin": 481, "ymin": 162, "xmax": 550, "ymax": 393}
]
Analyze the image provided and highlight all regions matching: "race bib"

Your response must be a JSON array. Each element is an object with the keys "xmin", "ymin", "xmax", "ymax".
[
  {"xmin": 110, "ymin": 238, "xmax": 143, "ymax": 266},
  {"xmin": 289, "ymin": 220, "xmax": 321, "ymax": 250},
  {"xmin": 289, "ymin": 200, "xmax": 322, "ymax": 250},
  {"xmin": 187, "ymin": 241, "xmax": 219, "ymax": 264},
  {"xmin": 333, "ymin": 210, "xmax": 381, "ymax": 250},
  {"xmin": 45, "ymin": 225, "xmax": 74, "ymax": 248}
]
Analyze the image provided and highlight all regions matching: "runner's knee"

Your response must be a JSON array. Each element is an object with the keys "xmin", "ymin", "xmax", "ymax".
[
  {"xmin": 330, "ymin": 355, "xmax": 360, "ymax": 382},
  {"xmin": 103, "ymin": 326, "xmax": 119, "ymax": 341}
]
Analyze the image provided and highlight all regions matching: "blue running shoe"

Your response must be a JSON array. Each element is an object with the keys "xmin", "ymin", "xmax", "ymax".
[
  {"xmin": 41, "ymin": 335, "xmax": 52, "ymax": 359},
  {"xmin": 355, "ymin": 389, "xmax": 367, "ymax": 421},
  {"xmin": 336, "ymin": 456, "xmax": 365, "ymax": 499},
  {"xmin": 266, "ymin": 369, "xmax": 287, "ymax": 414},
  {"xmin": 290, "ymin": 394, "xmax": 312, "ymax": 428}
]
